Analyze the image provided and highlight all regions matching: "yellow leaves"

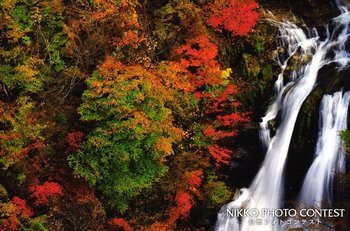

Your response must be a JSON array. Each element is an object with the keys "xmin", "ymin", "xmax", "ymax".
[
  {"xmin": 132, "ymin": 111, "xmax": 151, "ymax": 129},
  {"xmin": 89, "ymin": 135, "xmax": 111, "ymax": 148},
  {"xmin": 28, "ymin": 57, "xmax": 44, "ymax": 66},
  {"xmin": 220, "ymin": 68, "xmax": 232, "ymax": 85},
  {"xmin": 29, "ymin": 6, "xmax": 43, "ymax": 24},
  {"xmin": 0, "ymin": 0, "xmax": 17, "ymax": 11},
  {"xmin": 63, "ymin": 24, "xmax": 77, "ymax": 41},
  {"xmin": 0, "ymin": 97, "xmax": 45, "ymax": 169},
  {"xmin": 0, "ymin": 46, "xmax": 23, "ymax": 62},
  {"xmin": 14, "ymin": 65, "xmax": 38, "ymax": 80},
  {"xmin": 6, "ymin": 24, "xmax": 28, "ymax": 43},
  {"xmin": 0, "ymin": 63, "xmax": 42, "ymax": 93},
  {"xmin": 40, "ymin": 0, "xmax": 63, "ymax": 13},
  {"xmin": 154, "ymin": 137, "xmax": 175, "ymax": 156}
]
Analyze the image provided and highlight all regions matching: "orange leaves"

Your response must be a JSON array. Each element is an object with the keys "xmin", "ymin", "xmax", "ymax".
[
  {"xmin": 187, "ymin": 170, "xmax": 203, "ymax": 188},
  {"xmin": 93, "ymin": 56, "xmax": 192, "ymax": 107},
  {"xmin": 157, "ymin": 62, "xmax": 195, "ymax": 93},
  {"xmin": 89, "ymin": 0, "xmax": 142, "ymax": 30},
  {"xmin": 0, "ymin": 133, "xmax": 22, "ymax": 142},
  {"xmin": 90, "ymin": 0, "xmax": 120, "ymax": 21},
  {"xmin": 154, "ymin": 137, "xmax": 175, "ymax": 156},
  {"xmin": 109, "ymin": 218, "xmax": 133, "ymax": 231},
  {"xmin": 15, "ymin": 141, "xmax": 44, "ymax": 160},
  {"xmin": 91, "ymin": 7, "xmax": 117, "ymax": 21},
  {"xmin": 206, "ymin": 0, "xmax": 259, "ymax": 36},
  {"xmin": 97, "ymin": 55, "xmax": 123, "ymax": 78},
  {"xmin": 175, "ymin": 192, "xmax": 193, "ymax": 215},
  {"xmin": 168, "ymin": 191, "xmax": 193, "ymax": 225},
  {"xmin": 112, "ymin": 30, "xmax": 145, "ymax": 49},
  {"xmin": 143, "ymin": 222, "xmax": 168, "ymax": 231}
]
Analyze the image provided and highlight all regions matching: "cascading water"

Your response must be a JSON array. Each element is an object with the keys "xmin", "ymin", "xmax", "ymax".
[
  {"xmin": 298, "ymin": 91, "xmax": 350, "ymax": 208},
  {"xmin": 259, "ymin": 21, "xmax": 317, "ymax": 153},
  {"xmin": 215, "ymin": 3, "xmax": 350, "ymax": 231}
]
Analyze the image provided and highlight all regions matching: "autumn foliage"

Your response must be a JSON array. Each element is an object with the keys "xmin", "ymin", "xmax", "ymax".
[
  {"xmin": 207, "ymin": 0, "xmax": 259, "ymax": 36},
  {"xmin": 29, "ymin": 182, "xmax": 63, "ymax": 206},
  {"xmin": 0, "ymin": 0, "xmax": 258, "ymax": 230},
  {"xmin": 0, "ymin": 197, "xmax": 33, "ymax": 231},
  {"xmin": 109, "ymin": 218, "xmax": 133, "ymax": 231},
  {"xmin": 66, "ymin": 131, "xmax": 84, "ymax": 152}
]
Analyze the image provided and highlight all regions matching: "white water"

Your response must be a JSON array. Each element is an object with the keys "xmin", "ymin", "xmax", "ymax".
[
  {"xmin": 215, "ymin": 6, "xmax": 350, "ymax": 231},
  {"xmin": 259, "ymin": 21, "xmax": 317, "ymax": 153},
  {"xmin": 298, "ymin": 91, "xmax": 350, "ymax": 208}
]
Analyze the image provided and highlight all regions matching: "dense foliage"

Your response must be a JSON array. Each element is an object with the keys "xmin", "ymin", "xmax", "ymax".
[{"xmin": 0, "ymin": 0, "xmax": 263, "ymax": 230}]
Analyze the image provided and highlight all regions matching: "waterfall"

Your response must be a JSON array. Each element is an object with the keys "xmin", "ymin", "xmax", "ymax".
[
  {"xmin": 298, "ymin": 91, "xmax": 350, "ymax": 208},
  {"xmin": 335, "ymin": 0, "xmax": 350, "ymax": 12},
  {"xmin": 259, "ymin": 21, "xmax": 317, "ymax": 153},
  {"xmin": 215, "ymin": 5, "xmax": 350, "ymax": 231}
]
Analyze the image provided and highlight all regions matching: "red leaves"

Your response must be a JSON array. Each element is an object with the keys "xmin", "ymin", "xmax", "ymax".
[
  {"xmin": 207, "ymin": 0, "xmax": 259, "ymax": 36},
  {"xmin": 109, "ymin": 218, "xmax": 133, "ymax": 231},
  {"xmin": 205, "ymin": 84, "xmax": 238, "ymax": 113},
  {"xmin": 217, "ymin": 112, "xmax": 249, "ymax": 126},
  {"xmin": 66, "ymin": 131, "xmax": 84, "ymax": 152},
  {"xmin": 204, "ymin": 126, "xmax": 236, "ymax": 140},
  {"xmin": 201, "ymin": 83, "xmax": 249, "ymax": 166},
  {"xmin": 16, "ymin": 141, "xmax": 44, "ymax": 160},
  {"xmin": 11, "ymin": 197, "xmax": 33, "ymax": 218},
  {"xmin": 166, "ymin": 169, "xmax": 203, "ymax": 226},
  {"xmin": 0, "ymin": 197, "xmax": 33, "ymax": 231},
  {"xmin": 112, "ymin": 30, "xmax": 145, "ymax": 49},
  {"xmin": 176, "ymin": 34, "xmax": 218, "ymax": 62},
  {"xmin": 168, "ymin": 191, "xmax": 193, "ymax": 225},
  {"xmin": 187, "ymin": 170, "xmax": 203, "ymax": 188},
  {"xmin": 29, "ymin": 182, "xmax": 63, "ymax": 206},
  {"xmin": 175, "ymin": 34, "xmax": 223, "ymax": 87},
  {"xmin": 208, "ymin": 145, "xmax": 232, "ymax": 165},
  {"xmin": 175, "ymin": 192, "xmax": 193, "ymax": 215}
]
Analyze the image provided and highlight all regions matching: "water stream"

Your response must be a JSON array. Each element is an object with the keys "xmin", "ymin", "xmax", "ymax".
[
  {"xmin": 298, "ymin": 91, "xmax": 350, "ymax": 208},
  {"xmin": 215, "ymin": 3, "xmax": 350, "ymax": 231}
]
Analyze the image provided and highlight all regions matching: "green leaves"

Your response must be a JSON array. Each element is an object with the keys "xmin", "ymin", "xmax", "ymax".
[
  {"xmin": 69, "ymin": 59, "xmax": 184, "ymax": 212},
  {"xmin": 340, "ymin": 130, "xmax": 350, "ymax": 152},
  {"xmin": 0, "ymin": 97, "xmax": 45, "ymax": 169},
  {"xmin": 47, "ymin": 33, "xmax": 67, "ymax": 72}
]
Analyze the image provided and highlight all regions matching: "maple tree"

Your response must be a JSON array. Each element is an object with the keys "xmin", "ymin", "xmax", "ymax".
[
  {"xmin": 29, "ymin": 181, "xmax": 63, "ymax": 206},
  {"xmin": 207, "ymin": 0, "xmax": 259, "ymax": 36}
]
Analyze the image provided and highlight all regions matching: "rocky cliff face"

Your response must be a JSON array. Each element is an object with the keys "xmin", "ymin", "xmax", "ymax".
[{"xmin": 259, "ymin": 0, "xmax": 339, "ymax": 25}]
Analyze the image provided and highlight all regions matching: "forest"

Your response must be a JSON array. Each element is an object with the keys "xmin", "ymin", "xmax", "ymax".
[{"xmin": 1, "ymin": 0, "xmax": 350, "ymax": 230}]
